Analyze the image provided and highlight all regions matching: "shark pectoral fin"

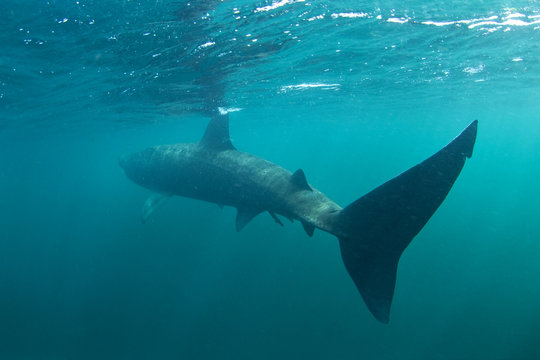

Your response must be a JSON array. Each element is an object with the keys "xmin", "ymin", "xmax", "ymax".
[
  {"xmin": 142, "ymin": 193, "xmax": 172, "ymax": 223},
  {"xmin": 235, "ymin": 207, "xmax": 261, "ymax": 232},
  {"xmin": 301, "ymin": 221, "xmax": 315, "ymax": 237},
  {"xmin": 290, "ymin": 169, "xmax": 312, "ymax": 192}
]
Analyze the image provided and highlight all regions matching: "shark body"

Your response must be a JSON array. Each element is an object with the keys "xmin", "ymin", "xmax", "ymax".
[{"xmin": 120, "ymin": 115, "xmax": 477, "ymax": 323}]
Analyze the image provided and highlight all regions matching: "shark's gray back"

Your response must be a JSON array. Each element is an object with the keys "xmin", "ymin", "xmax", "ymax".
[{"xmin": 121, "ymin": 141, "xmax": 342, "ymax": 231}]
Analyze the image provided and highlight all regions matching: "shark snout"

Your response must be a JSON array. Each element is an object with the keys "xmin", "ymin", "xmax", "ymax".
[{"xmin": 118, "ymin": 155, "xmax": 128, "ymax": 169}]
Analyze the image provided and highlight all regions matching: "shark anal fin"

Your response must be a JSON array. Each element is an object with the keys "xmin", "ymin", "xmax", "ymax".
[
  {"xmin": 200, "ymin": 113, "xmax": 235, "ymax": 151},
  {"xmin": 290, "ymin": 169, "xmax": 312, "ymax": 192},
  {"xmin": 301, "ymin": 221, "xmax": 315, "ymax": 237},
  {"xmin": 236, "ymin": 207, "xmax": 261, "ymax": 232},
  {"xmin": 142, "ymin": 193, "xmax": 172, "ymax": 223}
]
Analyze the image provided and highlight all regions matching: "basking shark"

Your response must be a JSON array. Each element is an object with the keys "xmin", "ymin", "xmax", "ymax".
[{"xmin": 120, "ymin": 115, "xmax": 477, "ymax": 323}]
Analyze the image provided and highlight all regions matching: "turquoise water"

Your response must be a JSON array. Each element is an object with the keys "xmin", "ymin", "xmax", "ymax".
[{"xmin": 1, "ymin": 1, "xmax": 539, "ymax": 359}]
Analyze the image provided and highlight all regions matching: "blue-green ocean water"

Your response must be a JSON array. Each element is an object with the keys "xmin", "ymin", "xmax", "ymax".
[{"xmin": 1, "ymin": 1, "xmax": 540, "ymax": 359}]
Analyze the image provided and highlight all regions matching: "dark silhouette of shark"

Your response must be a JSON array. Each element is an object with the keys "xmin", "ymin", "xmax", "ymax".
[{"xmin": 120, "ymin": 115, "xmax": 477, "ymax": 323}]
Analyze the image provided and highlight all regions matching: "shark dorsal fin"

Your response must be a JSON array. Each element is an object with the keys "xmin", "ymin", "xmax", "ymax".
[
  {"xmin": 290, "ymin": 169, "xmax": 312, "ymax": 192},
  {"xmin": 200, "ymin": 113, "xmax": 235, "ymax": 151}
]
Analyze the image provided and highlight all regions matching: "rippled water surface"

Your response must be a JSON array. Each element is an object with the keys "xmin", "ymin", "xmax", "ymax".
[
  {"xmin": 2, "ymin": 0, "xmax": 539, "ymax": 126},
  {"xmin": 1, "ymin": 1, "xmax": 539, "ymax": 359}
]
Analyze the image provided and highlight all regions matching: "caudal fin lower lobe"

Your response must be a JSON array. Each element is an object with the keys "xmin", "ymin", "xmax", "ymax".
[{"xmin": 337, "ymin": 120, "xmax": 477, "ymax": 323}]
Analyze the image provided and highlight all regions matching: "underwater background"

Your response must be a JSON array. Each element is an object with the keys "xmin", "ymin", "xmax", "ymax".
[{"xmin": 1, "ymin": 0, "xmax": 539, "ymax": 359}]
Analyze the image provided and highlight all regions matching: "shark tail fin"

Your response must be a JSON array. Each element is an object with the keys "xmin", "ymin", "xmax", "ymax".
[{"xmin": 336, "ymin": 120, "xmax": 477, "ymax": 323}]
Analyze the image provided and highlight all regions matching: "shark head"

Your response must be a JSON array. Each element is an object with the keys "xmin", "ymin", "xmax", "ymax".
[
  {"xmin": 118, "ymin": 155, "xmax": 128, "ymax": 170},
  {"xmin": 118, "ymin": 151, "xmax": 145, "ymax": 186}
]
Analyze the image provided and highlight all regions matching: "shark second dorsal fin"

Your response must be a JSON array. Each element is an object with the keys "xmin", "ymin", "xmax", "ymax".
[
  {"xmin": 200, "ymin": 113, "xmax": 235, "ymax": 151},
  {"xmin": 290, "ymin": 169, "xmax": 312, "ymax": 192}
]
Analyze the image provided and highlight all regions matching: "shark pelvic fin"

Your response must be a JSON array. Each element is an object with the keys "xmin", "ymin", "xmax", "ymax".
[
  {"xmin": 235, "ymin": 207, "xmax": 261, "ymax": 232},
  {"xmin": 142, "ymin": 193, "xmax": 172, "ymax": 223},
  {"xmin": 200, "ymin": 113, "xmax": 235, "ymax": 151},
  {"xmin": 290, "ymin": 169, "xmax": 312, "ymax": 192}
]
